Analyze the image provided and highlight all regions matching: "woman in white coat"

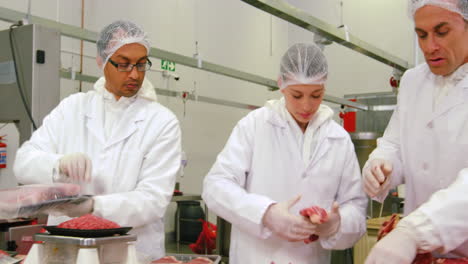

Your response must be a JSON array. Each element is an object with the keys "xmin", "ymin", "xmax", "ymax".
[
  {"xmin": 364, "ymin": 1, "xmax": 468, "ymax": 263},
  {"xmin": 202, "ymin": 43, "xmax": 367, "ymax": 264},
  {"xmin": 13, "ymin": 20, "xmax": 181, "ymax": 260}
]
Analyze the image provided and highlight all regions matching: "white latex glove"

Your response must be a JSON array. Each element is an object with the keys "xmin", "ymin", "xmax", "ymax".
[
  {"xmin": 263, "ymin": 195, "xmax": 318, "ymax": 242},
  {"xmin": 50, "ymin": 197, "xmax": 94, "ymax": 218},
  {"xmin": 58, "ymin": 153, "xmax": 92, "ymax": 183},
  {"xmin": 314, "ymin": 202, "xmax": 341, "ymax": 237},
  {"xmin": 365, "ymin": 227, "xmax": 418, "ymax": 264},
  {"xmin": 363, "ymin": 159, "xmax": 392, "ymax": 198}
]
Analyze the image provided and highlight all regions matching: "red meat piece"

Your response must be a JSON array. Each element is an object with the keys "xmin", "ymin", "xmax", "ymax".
[
  {"xmin": 413, "ymin": 255, "xmax": 468, "ymax": 264},
  {"xmin": 152, "ymin": 256, "xmax": 183, "ymax": 263},
  {"xmin": 300, "ymin": 206, "xmax": 328, "ymax": 223},
  {"xmin": 57, "ymin": 214, "xmax": 120, "ymax": 229},
  {"xmin": 412, "ymin": 253, "xmax": 433, "ymax": 264},
  {"xmin": 185, "ymin": 257, "xmax": 213, "ymax": 264},
  {"xmin": 377, "ymin": 214, "xmax": 400, "ymax": 241},
  {"xmin": 435, "ymin": 259, "xmax": 468, "ymax": 263},
  {"xmin": 299, "ymin": 205, "xmax": 328, "ymax": 244}
]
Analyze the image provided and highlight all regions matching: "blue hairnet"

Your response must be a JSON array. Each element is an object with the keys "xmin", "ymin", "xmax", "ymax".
[
  {"xmin": 278, "ymin": 43, "xmax": 328, "ymax": 90},
  {"xmin": 409, "ymin": 0, "xmax": 468, "ymax": 20},
  {"xmin": 96, "ymin": 20, "xmax": 151, "ymax": 69}
]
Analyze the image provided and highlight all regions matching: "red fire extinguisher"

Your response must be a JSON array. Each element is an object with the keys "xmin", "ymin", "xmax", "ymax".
[{"xmin": 0, "ymin": 135, "xmax": 6, "ymax": 169}]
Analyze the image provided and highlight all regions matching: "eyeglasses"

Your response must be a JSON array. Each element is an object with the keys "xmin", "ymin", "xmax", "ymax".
[{"xmin": 108, "ymin": 58, "xmax": 152, "ymax": 72}]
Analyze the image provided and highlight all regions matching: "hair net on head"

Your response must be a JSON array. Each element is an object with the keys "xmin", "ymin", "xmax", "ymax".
[
  {"xmin": 409, "ymin": 0, "xmax": 468, "ymax": 20},
  {"xmin": 96, "ymin": 20, "xmax": 151, "ymax": 69},
  {"xmin": 278, "ymin": 43, "xmax": 328, "ymax": 90}
]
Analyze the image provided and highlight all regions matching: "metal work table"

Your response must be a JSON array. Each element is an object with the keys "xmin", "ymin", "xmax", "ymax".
[{"xmin": 34, "ymin": 233, "xmax": 137, "ymax": 246}]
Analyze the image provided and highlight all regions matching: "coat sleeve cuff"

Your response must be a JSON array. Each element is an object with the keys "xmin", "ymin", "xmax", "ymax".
[{"xmin": 398, "ymin": 210, "xmax": 444, "ymax": 253}]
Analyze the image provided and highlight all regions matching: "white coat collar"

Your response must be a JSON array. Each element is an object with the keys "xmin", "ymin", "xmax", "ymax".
[
  {"xmin": 265, "ymin": 97, "xmax": 344, "ymax": 169},
  {"xmin": 85, "ymin": 77, "xmax": 152, "ymax": 147},
  {"xmin": 454, "ymin": 63, "xmax": 468, "ymax": 89},
  {"xmin": 427, "ymin": 63, "xmax": 468, "ymax": 122},
  {"xmin": 264, "ymin": 97, "xmax": 341, "ymax": 137},
  {"xmin": 93, "ymin": 76, "xmax": 158, "ymax": 102},
  {"xmin": 434, "ymin": 63, "xmax": 468, "ymax": 88}
]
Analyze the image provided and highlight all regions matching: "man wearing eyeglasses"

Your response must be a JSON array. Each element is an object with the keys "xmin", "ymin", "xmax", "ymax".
[{"xmin": 13, "ymin": 20, "xmax": 181, "ymax": 260}]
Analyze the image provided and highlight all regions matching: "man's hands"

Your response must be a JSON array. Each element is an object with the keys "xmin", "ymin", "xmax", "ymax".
[
  {"xmin": 57, "ymin": 153, "xmax": 92, "ymax": 183},
  {"xmin": 365, "ymin": 227, "xmax": 418, "ymax": 264},
  {"xmin": 363, "ymin": 159, "xmax": 393, "ymax": 197}
]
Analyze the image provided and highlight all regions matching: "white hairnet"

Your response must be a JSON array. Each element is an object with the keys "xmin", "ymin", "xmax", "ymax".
[
  {"xmin": 409, "ymin": 0, "xmax": 468, "ymax": 20},
  {"xmin": 278, "ymin": 43, "xmax": 328, "ymax": 90},
  {"xmin": 96, "ymin": 20, "xmax": 151, "ymax": 69}
]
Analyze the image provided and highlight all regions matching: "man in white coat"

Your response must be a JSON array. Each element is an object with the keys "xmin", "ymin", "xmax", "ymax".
[
  {"xmin": 13, "ymin": 20, "xmax": 181, "ymax": 260},
  {"xmin": 202, "ymin": 43, "xmax": 367, "ymax": 264},
  {"xmin": 364, "ymin": 0, "xmax": 468, "ymax": 263}
]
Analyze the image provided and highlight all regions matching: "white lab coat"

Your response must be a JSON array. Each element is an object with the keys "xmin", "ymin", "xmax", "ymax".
[
  {"xmin": 14, "ymin": 78, "xmax": 181, "ymax": 260},
  {"xmin": 369, "ymin": 63, "xmax": 468, "ymax": 256},
  {"xmin": 203, "ymin": 98, "xmax": 367, "ymax": 264}
]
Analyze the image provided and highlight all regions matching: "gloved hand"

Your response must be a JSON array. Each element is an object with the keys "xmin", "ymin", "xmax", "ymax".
[
  {"xmin": 263, "ymin": 195, "xmax": 318, "ymax": 242},
  {"xmin": 363, "ymin": 159, "xmax": 393, "ymax": 198},
  {"xmin": 57, "ymin": 153, "xmax": 92, "ymax": 183},
  {"xmin": 50, "ymin": 197, "xmax": 94, "ymax": 218},
  {"xmin": 314, "ymin": 202, "xmax": 341, "ymax": 237},
  {"xmin": 365, "ymin": 227, "xmax": 418, "ymax": 264}
]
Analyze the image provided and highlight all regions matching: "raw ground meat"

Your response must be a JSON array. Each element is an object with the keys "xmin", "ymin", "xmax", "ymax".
[
  {"xmin": 185, "ymin": 257, "xmax": 214, "ymax": 264},
  {"xmin": 152, "ymin": 256, "xmax": 183, "ymax": 263},
  {"xmin": 299, "ymin": 205, "xmax": 328, "ymax": 244},
  {"xmin": 377, "ymin": 214, "xmax": 468, "ymax": 264},
  {"xmin": 152, "ymin": 256, "xmax": 213, "ymax": 264},
  {"xmin": 57, "ymin": 214, "xmax": 120, "ymax": 229}
]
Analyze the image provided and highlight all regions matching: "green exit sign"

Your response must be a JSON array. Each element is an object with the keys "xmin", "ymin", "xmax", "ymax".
[{"xmin": 161, "ymin": 60, "xmax": 176, "ymax": 72}]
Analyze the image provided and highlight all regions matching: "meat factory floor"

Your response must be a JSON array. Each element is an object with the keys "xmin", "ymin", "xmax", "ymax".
[
  {"xmin": 165, "ymin": 239, "xmax": 228, "ymax": 263},
  {"xmin": 165, "ymin": 241, "xmax": 194, "ymax": 254}
]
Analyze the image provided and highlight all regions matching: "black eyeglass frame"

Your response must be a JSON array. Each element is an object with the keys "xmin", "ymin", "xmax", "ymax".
[{"xmin": 108, "ymin": 58, "xmax": 152, "ymax": 72}]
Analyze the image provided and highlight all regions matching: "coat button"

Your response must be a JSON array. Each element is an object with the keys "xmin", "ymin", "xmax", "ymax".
[{"xmin": 427, "ymin": 122, "xmax": 434, "ymax": 129}]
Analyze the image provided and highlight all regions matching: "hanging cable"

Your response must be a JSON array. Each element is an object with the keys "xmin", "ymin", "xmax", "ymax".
[{"xmin": 9, "ymin": 22, "xmax": 37, "ymax": 130}]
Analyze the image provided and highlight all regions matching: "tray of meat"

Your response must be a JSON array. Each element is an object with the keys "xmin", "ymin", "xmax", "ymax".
[
  {"xmin": 44, "ymin": 214, "xmax": 132, "ymax": 238},
  {"xmin": 152, "ymin": 254, "xmax": 220, "ymax": 264}
]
